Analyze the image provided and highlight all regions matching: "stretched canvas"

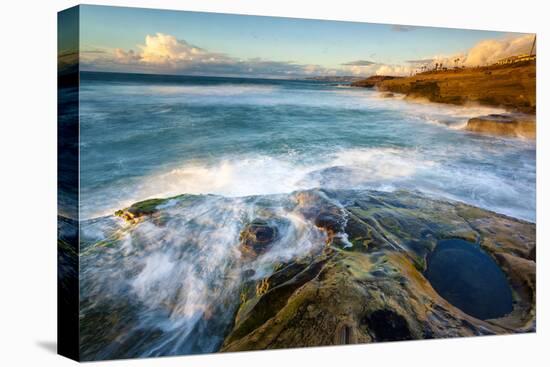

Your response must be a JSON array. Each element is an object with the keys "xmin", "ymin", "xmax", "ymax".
[{"xmin": 58, "ymin": 5, "xmax": 536, "ymax": 362}]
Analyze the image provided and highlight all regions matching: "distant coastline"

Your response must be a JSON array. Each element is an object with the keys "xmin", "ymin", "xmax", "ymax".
[
  {"xmin": 351, "ymin": 60, "xmax": 536, "ymax": 138},
  {"xmin": 351, "ymin": 60, "xmax": 536, "ymax": 114}
]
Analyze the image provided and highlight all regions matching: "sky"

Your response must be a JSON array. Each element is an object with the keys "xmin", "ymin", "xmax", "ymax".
[{"xmin": 78, "ymin": 5, "xmax": 535, "ymax": 78}]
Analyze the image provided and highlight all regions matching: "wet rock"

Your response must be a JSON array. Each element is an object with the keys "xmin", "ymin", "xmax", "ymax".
[
  {"xmin": 114, "ymin": 195, "xmax": 187, "ymax": 223},
  {"xmin": 107, "ymin": 189, "xmax": 535, "ymax": 353},
  {"xmin": 365, "ymin": 309, "xmax": 412, "ymax": 342},
  {"xmin": 335, "ymin": 323, "xmax": 357, "ymax": 344},
  {"xmin": 315, "ymin": 211, "xmax": 345, "ymax": 234},
  {"xmin": 222, "ymin": 189, "xmax": 536, "ymax": 352},
  {"xmin": 465, "ymin": 113, "xmax": 535, "ymax": 139},
  {"xmin": 239, "ymin": 219, "xmax": 278, "ymax": 257}
]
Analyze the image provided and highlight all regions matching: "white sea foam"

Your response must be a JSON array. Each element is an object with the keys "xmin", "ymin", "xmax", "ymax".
[
  {"xmin": 79, "ymin": 81, "xmax": 535, "ymax": 222},
  {"xmin": 80, "ymin": 192, "xmax": 327, "ymax": 356},
  {"xmin": 84, "ymin": 147, "xmax": 438, "ymax": 219}
]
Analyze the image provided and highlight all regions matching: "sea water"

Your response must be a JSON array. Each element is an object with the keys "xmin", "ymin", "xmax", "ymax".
[
  {"xmin": 77, "ymin": 71, "xmax": 535, "ymax": 359},
  {"xmin": 79, "ymin": 71, "xmax": 535, "ymax": 222}
]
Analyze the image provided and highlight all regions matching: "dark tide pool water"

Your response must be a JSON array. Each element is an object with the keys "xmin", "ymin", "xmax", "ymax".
[{"xmin": 424, "ymin": 239, "xmax": 513, "ymax": 320}]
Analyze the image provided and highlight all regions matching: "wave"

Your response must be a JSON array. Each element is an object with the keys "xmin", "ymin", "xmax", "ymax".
[
  {"xmin": 83, "ymin": 148, "xmax": 437, "ymax": 219},
  {"xmin": 80, "ymin": 192, "xmax": 327, "ymax": 357},
  {"xmin": 79, "ymin": 81, "xmax": 535, "ymax": 222},
  {"xmin": 83, "ymin": 143, "xmax": 534, "ymax": 223},
  {"xmin": 369, "ymin": 91, "xmax": 507, "ymax": 129}
]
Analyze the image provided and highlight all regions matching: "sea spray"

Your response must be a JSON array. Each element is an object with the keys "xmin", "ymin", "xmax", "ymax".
[{"xmin": 79, "ymin": 193, "xmax": 327, "ymax": 359}]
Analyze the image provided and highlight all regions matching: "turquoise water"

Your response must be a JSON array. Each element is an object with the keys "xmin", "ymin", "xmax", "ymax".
[{"xmin": 79, "ymin": 71, "xmax": 536, "ymax": 221}]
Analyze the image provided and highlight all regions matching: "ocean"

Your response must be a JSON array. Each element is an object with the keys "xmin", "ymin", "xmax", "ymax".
[
  {"xmin": 76, "ymin": 71, "xmax": 536, "ymax": 359},
  {"xmin": 79, "ymin": 71, "xmax": 536, "ymax": 222}
]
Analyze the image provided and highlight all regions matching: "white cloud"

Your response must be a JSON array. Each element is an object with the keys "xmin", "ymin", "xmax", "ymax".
[
  {"xmin": 83, "ymin": 32, "xmax": 329, "ymax": 78},
  {"xmin": 374, "ymin": 64, "xmax": 413, "ymax": 76},
  {"xmin": 411, "ymin": 34, "xmax": 535, "ymax": 69},
  {"xmin": 114, "ymin": 48, "xmax": 140, "ymax": 64},
  {"xmin": 137, "ymin": 33, "xmax": 225, "ymax": 65},
  {"xmin": 463, "ymin": 34, "xmax": 535, "ymax": 66},
  {"xmin": 81, "ymin": 33, "xmax": 535, "ymax": 78}
]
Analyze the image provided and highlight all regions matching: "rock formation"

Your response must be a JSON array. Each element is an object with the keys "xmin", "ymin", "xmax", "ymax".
[{"xmin": 465, "ymin": 113, "xmax": 535, "ymax": 139}]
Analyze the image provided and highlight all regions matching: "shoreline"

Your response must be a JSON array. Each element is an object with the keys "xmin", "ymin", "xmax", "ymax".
[
  {"xmin": 77, "ymin": 188, "xmax": 535, "ymax": 358},
  {"xmin": 351, "ymin": 61, "xmax": 536, "ymax": 138}
]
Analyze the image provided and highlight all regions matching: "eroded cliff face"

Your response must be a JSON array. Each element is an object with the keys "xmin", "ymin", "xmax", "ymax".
[{"xmin": 354, "ymin": 61, "xmax": 535, "ymax": 114}]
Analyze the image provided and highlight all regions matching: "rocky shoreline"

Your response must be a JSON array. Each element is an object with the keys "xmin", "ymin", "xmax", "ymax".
[
  {"xmin": 351, "ymin": 61, "xmax": 536, "ymax": 138},
  {"xmin": 107, "ymin": 189, "xmax": 536, "ymax": 353},
  {"xmin": 221, "ymin": 189, "xmax": 535, "ymax": 350}
]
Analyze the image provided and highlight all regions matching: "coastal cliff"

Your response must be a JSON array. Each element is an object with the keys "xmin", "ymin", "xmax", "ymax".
[
  {"xmin": 350, "ymin": 75, "xmax": 401, "ymax": 88},
  {"xmin": 376, "ymin": 61, "xmax": 535, "ymax": 113},
  {"xmin": 351, "ymin": 61, "xmax": 536, "ymax": 138}
]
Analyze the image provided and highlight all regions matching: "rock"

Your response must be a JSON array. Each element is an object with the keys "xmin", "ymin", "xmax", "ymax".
[
  {"xmin": 239, "ymin": 219, "xmax": 279, "ymax": 258},
  {"xmin": 351, "ymin": 75, "xmax": 401, "ymax": 88},
  {"xmin": 114, "ymin": 195, "xmax": 186, "ymax": 223},
  {"xmin": 377, "ymin": 61, "xmax": 535, "ymax": 113},
  {"xmin": 315, "ymin": 210, "xmax": 345, "ymax": 235},
  {"xmin": 221, "ymin": 189, "xmax": 535, "ymax": 352},
  {"xmin": 465, "ymin": 113, "xmax": 535, "ymax": 139},
  {"xmin": 381, "ymin": 92, "xmax": 395, "ymax": 98},
  {"xmin": 103, "ymin": 189, "xmax": 535, "ymax": 354}
]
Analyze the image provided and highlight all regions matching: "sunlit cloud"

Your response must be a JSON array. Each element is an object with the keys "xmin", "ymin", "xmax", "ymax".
[
  {"xmin": 411, "ymin": 34, "xmax": 535, "ymax": 69},
  {"xmin": 80, "ymin": 32, "xmax": 535, "ymax": 78},
  {"xmin": 341, "ymin": 60, "xmax": 377, "ymax": 66},
  {"xmin": 81, "ymin": 33, "xmax": 333, "ymax": 78},
  {"xmin": 463, "ymin": 34, "xmax": 535, "ymax": 66}
]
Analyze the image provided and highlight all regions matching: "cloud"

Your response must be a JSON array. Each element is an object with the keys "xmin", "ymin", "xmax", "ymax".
[
  {"xmin": 137, "ymin": 33, "xmax": 225, "ymax": 65},
  {"xmin": 374, "ymin": 64, "xmax": 413, "ymax": 76},
  {"xmin": 114, "ymin": 48, "xmax": 140, "ymax": 63},
  {"xmin": 406, "ymin": 58, "xmax": 434, "ymax": 64},
  {"xmin": 82, "ymin": 32, "xmax": 337, "ymax": 78},
  {"xmin": 422, "ymin": 34, "xmax": 535, "ymax": 69},
  {"xmin": 83, "ymin": 33, "xmax": 410, "ymax": 78},
  {"xmin": 81, "ymin": 49, "xmax": 107, "ymax": 55},
  {"xmin": 393, "ymin": 34, "xmax": 535, "ymax": 74},
  {"xmin": 341, "ymin": 60, "xmax": 377, "ymax": 66},
  {"xmin": 391, "ymin": 25, "xmax": 416, "ymax": 32},
  {"xmin": 462, "ymin": 34, "xmax": 535, "ymax": 66},
  {"xmin": 81, "ymin": 32, "xmax": 535, "ymax": 78}
]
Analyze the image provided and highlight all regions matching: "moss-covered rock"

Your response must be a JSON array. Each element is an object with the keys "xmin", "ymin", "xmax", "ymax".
[{"xmin": 114, "ymin": 195, "xmax": 188, "ymax": 223}]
